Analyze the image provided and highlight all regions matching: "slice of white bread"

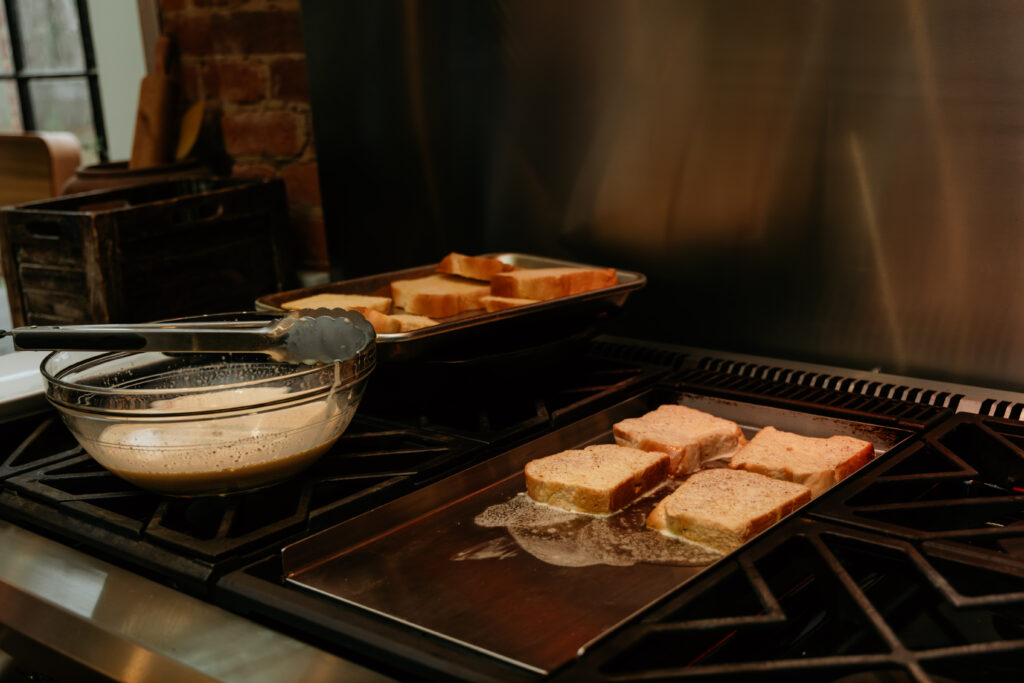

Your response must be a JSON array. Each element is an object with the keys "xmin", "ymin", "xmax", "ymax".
[
  {"xmin": 646, "ymin": 468, "xmax": 811, "ymax": 552},
  {"xmin": 613, "ymin": 404, "xmax": 747, "ymax": 475},
  {"xmin": 281, "ymin": 293, "xmax": 392, "ymax": 313},
  {"xmin": 389, "ymin": 313, "xmax": 439, "ymax": 331},
  {"xmin": 729, "ymin": 426, "xmax": 874, "ymax": 498},
  {"xmin": 436, "ymin": 252, "xmax": 515, "ymax": 282},
  {"xmin": 480, "ymin": 295, "xmax": 536, "ymax": 312},
  {"xmin": 360, "ymin": 310, "xmax": 439, "ymax": 334},
  {"xmin": 390, "ymin": 274, "xmax": 490, "ymax": 317},
  {"xmin": 490, "ymin": 267, "xmax": 617, "ymax": 301},
  {"xmin": 360, "ymin": 308, "xmax": 401, "ymax": 334},
  {"xmin": 525, "ymin": 444, "xmax": 670, "ymax": 514}
]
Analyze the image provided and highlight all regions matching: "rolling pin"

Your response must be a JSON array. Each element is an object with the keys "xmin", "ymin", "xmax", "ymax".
[{"xmin": 129, "ymin": 35, "xmax": 177, "ymax": 169}]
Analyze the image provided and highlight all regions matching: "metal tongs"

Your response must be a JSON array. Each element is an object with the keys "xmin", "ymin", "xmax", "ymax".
[{"xmin": 0, "ymin": 310, "xmax": 376, "ymax": 365}]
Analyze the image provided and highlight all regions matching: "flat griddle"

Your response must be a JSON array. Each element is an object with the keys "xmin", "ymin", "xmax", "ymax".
[{"xmin": 282, "ymin": 390, "xmax": 913, "ymax": 674}]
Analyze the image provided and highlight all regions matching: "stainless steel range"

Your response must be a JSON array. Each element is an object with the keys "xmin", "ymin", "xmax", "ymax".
[
  {"xmin": 2, "ymin": 339, "xmax": 1023, "ymax": 681},
  {"xmin": 6, "ymin": 0, "xmax": 1024, "ymax": 680}
]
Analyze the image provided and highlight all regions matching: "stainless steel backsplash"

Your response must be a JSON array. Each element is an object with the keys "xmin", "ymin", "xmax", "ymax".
[{"xmin": 303, "ymin": 0, "xmax": 1024, "ymax": 390}]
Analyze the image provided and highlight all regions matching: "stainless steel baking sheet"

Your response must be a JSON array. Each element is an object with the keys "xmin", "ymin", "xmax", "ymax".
[
  {"xmin": 255, "ymin": 253, "xmax": 645, "ymax": 364},
  {"xmin": 282, "ymin": 391, "xmax": 913, "ymax": 674}
]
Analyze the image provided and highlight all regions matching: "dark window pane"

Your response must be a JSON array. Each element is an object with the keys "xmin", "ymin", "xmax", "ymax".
[
  {"xmin": 15, "ymin": 0, "xmax": 85, "ymax": 73},
  {"xmin": 0, "ymin": 2, "xmax": 14, "ymax": 76},
  {"xmin": 29, "ymin": 77, "xmax": 95, "ymax": 163},
  {"xmin": 0, "ymin": 79, "xmax": 21, "ymax": 130}
]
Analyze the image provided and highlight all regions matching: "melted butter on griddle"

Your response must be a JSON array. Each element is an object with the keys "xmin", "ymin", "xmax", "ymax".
[{"xmin": 473, "ymin": 490, "xmax": 723, "ymax": 568}]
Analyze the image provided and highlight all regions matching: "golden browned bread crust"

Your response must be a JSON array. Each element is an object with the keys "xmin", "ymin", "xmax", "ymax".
[
  {"xmin": 436, "ymin": 252, "xmax": 515, "ymax": 282},
  {"xmin": 390, "ymin": 274, "xmax": 490, "ymax": 317},
  {"xmin": 480, "ymin": 295, "xmax": 536, "ymax": 312},
  {"xmin": 646, "ymin": 497, "xmax": 670, "ymax": 531},
  {"xmin": 490, "ymin": 267, "xmax": 617, "ymax": 301},
  {"xmin": 613, "ymin": 404, "xmax": 747, "ymax": 475},
  {"xmin": 647, "ymin": 469, "xmax": 811, "ymax": 552},
  {"xmin": 525, "ymin": 444, "xmax": 669, "ymax": 514},
  {"xmin": 281, "ymin": 293, "xmax": 393, "ymax": 313},
  {"xmin": 729, "ymin": 426, "xmax": 874, "ymax": 498}
]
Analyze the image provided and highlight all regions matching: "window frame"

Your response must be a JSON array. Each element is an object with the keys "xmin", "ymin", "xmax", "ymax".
[{"xmin": 0, "ymin": 0, "xmax": 108, "ymax": 162}]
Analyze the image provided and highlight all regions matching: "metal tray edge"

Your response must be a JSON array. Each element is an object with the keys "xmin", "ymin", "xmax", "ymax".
[{"xmin": 255, "ymin": 253, "xmax": 647, "ymax": 345}]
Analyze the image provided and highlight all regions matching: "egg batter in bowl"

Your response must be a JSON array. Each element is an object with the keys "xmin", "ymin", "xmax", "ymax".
[{"xmin": 40, "ymin": 317, "xmax": 375, "ymax": 496}]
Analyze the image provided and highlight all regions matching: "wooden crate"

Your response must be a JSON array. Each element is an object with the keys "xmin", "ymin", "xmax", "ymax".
[{"xmin": 0, "ymin": 178, "xmax": 291, "ymax": 326}]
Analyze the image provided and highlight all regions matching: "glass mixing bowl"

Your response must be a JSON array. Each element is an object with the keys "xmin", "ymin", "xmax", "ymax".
[{"xmin": 41, "ymin": 336, "xmax": 375, "ymax": 497}]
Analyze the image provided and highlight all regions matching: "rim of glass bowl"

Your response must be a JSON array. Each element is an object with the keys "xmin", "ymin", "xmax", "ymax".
[{"xmin": 41, "ymin": 345, "xmax": 375, "ymax": 419}]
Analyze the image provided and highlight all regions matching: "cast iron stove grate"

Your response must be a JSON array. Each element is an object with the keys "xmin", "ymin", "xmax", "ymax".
[
  {"xmin": 552, "ymin": 517, "xmax": 1024, "ymax": 682},
  {"xmin": 812, "ymin": 413, "xmax": 1024, "ymax": 578},
  {"xmin": 0, "ymin": 411, "xmax": 82, "ymax": 480},
  {"xmin": 0, "ymin": 415, "xmax": 480, "ymax": 596}
]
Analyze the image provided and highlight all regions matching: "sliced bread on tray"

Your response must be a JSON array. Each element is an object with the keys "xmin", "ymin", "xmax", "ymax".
[
  {"xmin": 613, "ymin": 404, "xmax": 747, "ymax": 475},
  {"xmin": 729, "ymin": 426, "xmax": 874, "ymax": 498},
  {"xmin": 480, "ymin": 295, "xmax": 536, "ymax": 312},
  {"xmin": 491, "ymin": 267, "xmax": 617, "ymax": 301},
  {"xmin": 436, "ymin": 252, "xmax": 515, "ymax": 282},
  {"xmin": 525, "ymin": 444, "xmax": 669, "ymax": 514},
  {"xmin": 646, "ymin": 468, "xmax": 811, "ymax": 552},
  {"xmin": 360, "ymin": 309, "xmax": 401, "ymax": 334},
  {"xmin": 280, "ymin": 292, "xmax": 393, "ymax": 313},
  {"xmin": 390, "ymin": 273, "xmax": 490, "ymax": 317},
  {"xmin": 389, "ymin": 313, "xmax": 439, "ymax": 331},
  {"xmin": 360, "ymin": 310, "xmax": 439, "ymax": 334}
]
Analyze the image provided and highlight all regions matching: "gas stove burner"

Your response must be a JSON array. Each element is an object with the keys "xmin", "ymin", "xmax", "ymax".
[{"xmin": 0, "ymin": 414, "xmax": 481, "ymax": 593}]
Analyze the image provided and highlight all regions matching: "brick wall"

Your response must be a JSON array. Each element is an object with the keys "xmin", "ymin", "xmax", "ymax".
[{"xmin": 158, "ymin": 0, "xmax": 326, "ymax": 272}]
